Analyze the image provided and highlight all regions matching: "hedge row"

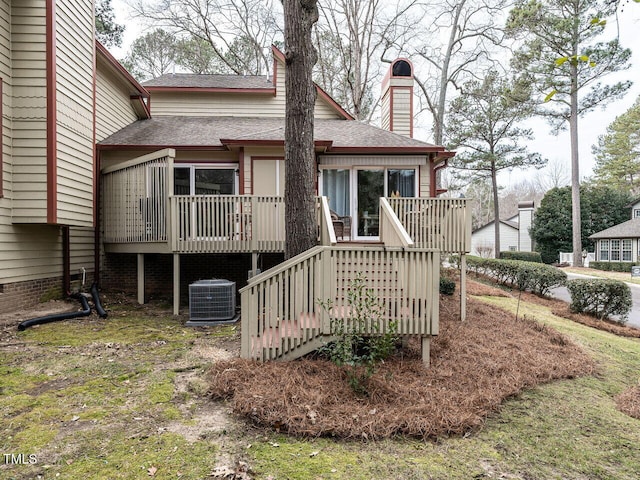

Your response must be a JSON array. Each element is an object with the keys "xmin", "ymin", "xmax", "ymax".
[
  {"xmin": 466, "ymin": 256, "xmax": 566, "ymax": 296},
  {"xmin": 499, "ymin": 251, "xmax": 543, "ymax": 263},
  {"xmin": 566, "ymin": 279, "xmax": 631, "ymax": 321},
  {"xmin": 589, "ymin": 261, "xmax": 639, "ymax": 273}
]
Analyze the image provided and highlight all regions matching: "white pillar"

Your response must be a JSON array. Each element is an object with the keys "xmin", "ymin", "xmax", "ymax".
[{"xmin": 137, "ymin": 253, "xmax": 145, "ymax": 305}]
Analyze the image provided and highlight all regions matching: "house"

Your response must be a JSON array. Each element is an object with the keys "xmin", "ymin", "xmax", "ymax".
[
  {"xmin": 97, "ymin": 49, "xmax": 472, "ymax": 362},
  {"xmin": 0, "ymin": 1, "xmax": 149, "ymax": 312},
  {"xmin": 1, "ymin": 2, "xmax": 471, "ymax": 363},
  {"xmin": 470, "ymin": 201, "xmax": 534, "ymax": 257},
  {"xmin": 590, "ymin": 198, "xmax": 640, "ymax": 263}
]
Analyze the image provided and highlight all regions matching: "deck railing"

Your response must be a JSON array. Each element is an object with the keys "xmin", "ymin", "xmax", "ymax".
[
  {"xmin": 102, "ymin": 149, "xmax": 173, "ymax": 244},
  {"xmin": 386, "ymin": 197, "xmax": 471, "ymax": 253},
  {"xmin": 240, "ymin": 245, "xmax": 440, "ymax": 361},
  {"xmin": 171, "ymin": 195, "xmax": 285, "ymax": 253}
]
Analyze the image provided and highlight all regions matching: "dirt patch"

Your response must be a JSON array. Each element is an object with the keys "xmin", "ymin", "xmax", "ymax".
[
  {"xmin": 616, "ymin": 385, "xmax": 640, "ymax": 419},
  {"xmin": 208, "ymin": 293, "xmax": 594, "ymax": 440}
]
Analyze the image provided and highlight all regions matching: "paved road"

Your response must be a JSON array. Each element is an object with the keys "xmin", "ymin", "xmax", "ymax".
[{"xmin": 549, "ymin": 272, "xmax": 640, "ymax": 329}]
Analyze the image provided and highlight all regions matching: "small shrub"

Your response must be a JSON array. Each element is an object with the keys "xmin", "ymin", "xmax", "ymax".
[
  {"xmin": 318, "ymin": 273, "xmax": 398, "ymax": 395},
  {"xmin": 566, "ymin": 278, "xmax": 631, "ymax": 321},
  {"xmin": 590, "ymin": 261, "xmax": 638, "ymax": 273},
  {"xmin": 499, "ymin": 251, "xmax": 543, "ymax": 263},
  {"xmin": 440, "ymin": 277, "xmax": 456, "ymax": 296}
]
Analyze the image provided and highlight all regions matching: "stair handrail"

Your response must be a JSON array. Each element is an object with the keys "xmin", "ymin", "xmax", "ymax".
[
  {"xmin": 319, "ymin": 196, "xmax": 338, "ymax": 246},
  {"xmin": 379, "ymin": 197, "xmax": 414, "ymax": 248},
  {"xmin": 240, "ymin": 245, "xmax": 327, "ymax": 291}
]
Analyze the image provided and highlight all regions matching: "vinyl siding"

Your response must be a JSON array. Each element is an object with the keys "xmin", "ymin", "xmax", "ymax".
[
  {"xmin": 11, "ymin": 0, "xmax": 48, "ymax": 222},
  {"xmin": 95, "ymin": 64, "xmax": 139, "ymax": 142},
  {"xmin": 70, "ymin": 226, "xmax": 94, "ymax": 273},
  {"xmin": 380, "ymin": 89, "xmax": 390, "ymax": 131},
  {"xmin": 391, "ymin": 88, "xmax": 411, "ymax": 137},
  {"xmin": 419, "ymin": 164, "xmax": 429, "ymax": 197},
  {"xmin": 150, "ymin": 56, "xmax": 345, "ymax": 120},
  {"xmin": 54, "ymin": 0, "xmax": 94, "ymax": 226},
  {"xmin": 471, "ymin": 222, "xmax": 520, "ymax": 257}
]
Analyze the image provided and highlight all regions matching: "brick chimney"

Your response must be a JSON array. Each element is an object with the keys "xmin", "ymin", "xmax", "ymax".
[{"xmin": 381, "ymin": 59, "xmax": 414, "ymax": 138}]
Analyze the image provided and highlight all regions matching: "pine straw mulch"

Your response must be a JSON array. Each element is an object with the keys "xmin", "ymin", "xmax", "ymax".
[
  {"xmin": 616, "ymin": 386, "xmax": 640, "ymax": 420},
  {"xmin": 465, "ymin": 274, "xmax": 640, "ymax": 339},
  {"xmin": 208, "ymin": 293, "xmax": 595, "ymax": 440}
]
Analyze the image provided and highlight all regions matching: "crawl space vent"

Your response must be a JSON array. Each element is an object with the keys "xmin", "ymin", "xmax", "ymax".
[{"xmin": 187, "ymin": 279, "xmax": 238, "ymax": 326}]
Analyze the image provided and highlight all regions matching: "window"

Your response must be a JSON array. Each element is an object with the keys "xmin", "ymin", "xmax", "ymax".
[
  {"xmin": 634, "ymin": 209, "xmax": 640, "ymax": 218},
  {"xmin": 600, "ymin": 240, "xmax": 609, "ymax": 261},
  {"xmin": 611, "ymin": 239, "xmax": 621, "ymax": 261},
  {"xmin": 387, "ymin": 169, "xmax": 416, "ymax": 197},
  {"xmin": 509, "ymin": 246, "xmax": 517, "ymax": 251},
  {"xmin": 173, "ymin": 166, "xmax": 237, "ymax": 195},
  {"xmin": 623, "ymin": 239, "xmax": 632, "ymax": 261}
]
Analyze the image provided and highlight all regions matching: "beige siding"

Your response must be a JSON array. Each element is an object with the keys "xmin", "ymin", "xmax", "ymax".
[
  {"xmin": 150, "ymin": 90, "xmax": 284, "ymax": 117},
  {"xmin": 0, "ymin": 223, "xmax": 63, "ymax": 283},
  {"xmin": 11, "ymin": 0, "xmax": 48, "ymax": 223},
  {"xmin": 150, "ymin": 56, "xmax": 345, "ymax": 120},
  {"xmin": 54, "ymin": 0, "xmax": 94, "ymax": 227},
  {"xmin": 95, "ymin": 65, "xmax": 139, "ymax": 142},
  {"xmin": 252, "ymin": 159, "xmax": 285, "ymax": 196},
  {"xmin": 419, "ymin": 164, "xmax": 430, "ymax": 197},
  {"xmin": 70, "ymin": 226, "xmax": 95, "ymax": 273},
  {"xmin": 380, "ymin": 90, "xmax": 390, "ymax": 131},
  {"xmin": 1, "ymin": 0, "xmax": 12, "ymax": 198},
  {"xmin": 391, "ymin": 88, "xmax": 411, "ymax": 137}
]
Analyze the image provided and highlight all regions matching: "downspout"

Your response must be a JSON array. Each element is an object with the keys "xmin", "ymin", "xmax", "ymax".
[
  {"xmin": 430, "ymin": 156, "xmax": 449, "ymax": 197},
  {"xmin": 94, "ymin": 147, "xmax": 101, "ymax": 286},
  {"xmin": 62, "ymin": 225, "xmax": 71, "ymax": 295}
]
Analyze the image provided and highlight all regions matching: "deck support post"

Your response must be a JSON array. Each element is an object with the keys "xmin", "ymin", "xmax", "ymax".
[
  {"xmin": 173, "ymin": 253, "xmax": 180, "ymax": 316},
  {"xmin": 421, "ymin": 336, "xmax": 431, "ymax": 365},
  {"xmin": 460, "ymin": 254, "xmax": 466, "ymax": 322},
  {"xmin": 137, "ymin": 253, "xmax": 144, "ymax": 305},
  {"xmin": 252, "ymin": 252, "xmax": 258, "ymax": 277}
]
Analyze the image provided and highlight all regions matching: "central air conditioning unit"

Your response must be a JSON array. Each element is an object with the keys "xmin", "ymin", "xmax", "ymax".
[{"xmin": 187, "ymin": 279, "xmax": 239, "ymax": 326}]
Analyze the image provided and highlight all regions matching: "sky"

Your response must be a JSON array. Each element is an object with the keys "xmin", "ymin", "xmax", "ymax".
[{"xmin": 110, "ymin": 1, "xmax": 640, "ymax": 188}]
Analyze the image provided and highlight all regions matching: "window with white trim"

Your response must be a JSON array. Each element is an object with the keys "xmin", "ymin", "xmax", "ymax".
[
  {"xmin": 600, "ymin": 240, "xmax": 609, "ymax": 261},
  {"xmin": 623, "ymin": 239, "xmax": 632, "ymax": 261},
  {"xmin": 611, "ymin": 239, "xmax": 621, "ymax": 261}
]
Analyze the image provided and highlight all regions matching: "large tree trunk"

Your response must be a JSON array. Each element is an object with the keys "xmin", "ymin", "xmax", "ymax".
[
  {"xmin": 283, "ymin": 0, "xmax": 319, "ymax": 259},
  {"xmin": 570, "ymin": 59, "xmax": 582, "ymax": 267}
]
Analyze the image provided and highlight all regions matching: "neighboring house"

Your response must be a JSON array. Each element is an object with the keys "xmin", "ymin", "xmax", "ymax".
[
  {"xmin": 0, "ymin": 1, "xmax": 148, "ymax": 312},
  {"xmin": 590, "ymin": 198, "xmax": 640, "ymax": 263},
  {"xmin": 470, "ymin": 201, "xmax": 534, "ymax": 257}
]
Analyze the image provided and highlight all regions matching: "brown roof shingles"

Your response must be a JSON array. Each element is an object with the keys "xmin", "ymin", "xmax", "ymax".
[
  {"xmin": 143, "ymin": 74, "xmax": 274, "ymax": 90},
  {"xmin": 98, "ymin": 116, "xmax": 443, "ymax": 151}
]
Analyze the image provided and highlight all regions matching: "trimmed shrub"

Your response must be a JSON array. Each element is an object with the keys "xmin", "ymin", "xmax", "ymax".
[
  {"xmin": 466, "ymin": 256, "xmax": 566, "ymax": 296},
  {"xmin": 566, "ymin": 278, "xmax": 631, "ymax": 322},
  {"xmin": 590, "ymin": 261, "xmax": 638, "ymax": 273},
  {"xmin": 440, "ymin": 277, "xmax": 456, "ymax": 296},
  {"xmin": 500, "ymin": 251, "xmax": 543, "ymax": 263}
]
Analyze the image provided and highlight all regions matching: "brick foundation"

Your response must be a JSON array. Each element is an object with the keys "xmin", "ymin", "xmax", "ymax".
[
  {"xmin": 101, "ymin": 252, "xmax": 285, "ymax": 306},
  {"xmin": 0, "ymin": 271, "xmax": 96, "ymax": 314}
]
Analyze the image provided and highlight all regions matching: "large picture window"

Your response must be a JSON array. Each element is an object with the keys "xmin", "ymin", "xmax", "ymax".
[
  {"xmin": 600, "ymin": 240, "xmax": 609, "ymax": 261},
  {"xmin": 174, "ymin": 166, "xmax": 237, "ymax": 195}
]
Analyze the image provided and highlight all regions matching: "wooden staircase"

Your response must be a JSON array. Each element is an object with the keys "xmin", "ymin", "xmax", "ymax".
[{"xmin": 241, "ymin": 245, "xmax": 440, "ymax": 362}]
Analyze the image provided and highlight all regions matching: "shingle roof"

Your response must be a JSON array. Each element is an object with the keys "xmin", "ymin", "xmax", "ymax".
[
  {"xmin": 98, "ymin": 116, "xmax": 443, "ymax": 151},
  {"xmin": 143, "ymin": 74, "xmax": 274, "ymax": 90},
  {"xmin": 589, "ymin": 218, "xmax": 640, "ymax": 239},
  {"xmin": 472, "ymin": 219, "xmax": 519, "ymax": 234}
]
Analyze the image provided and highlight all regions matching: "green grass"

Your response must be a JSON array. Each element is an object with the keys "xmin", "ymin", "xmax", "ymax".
[{"xmin": 2, "ymin": 298, "xmax": 640, "ymax": 479}]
